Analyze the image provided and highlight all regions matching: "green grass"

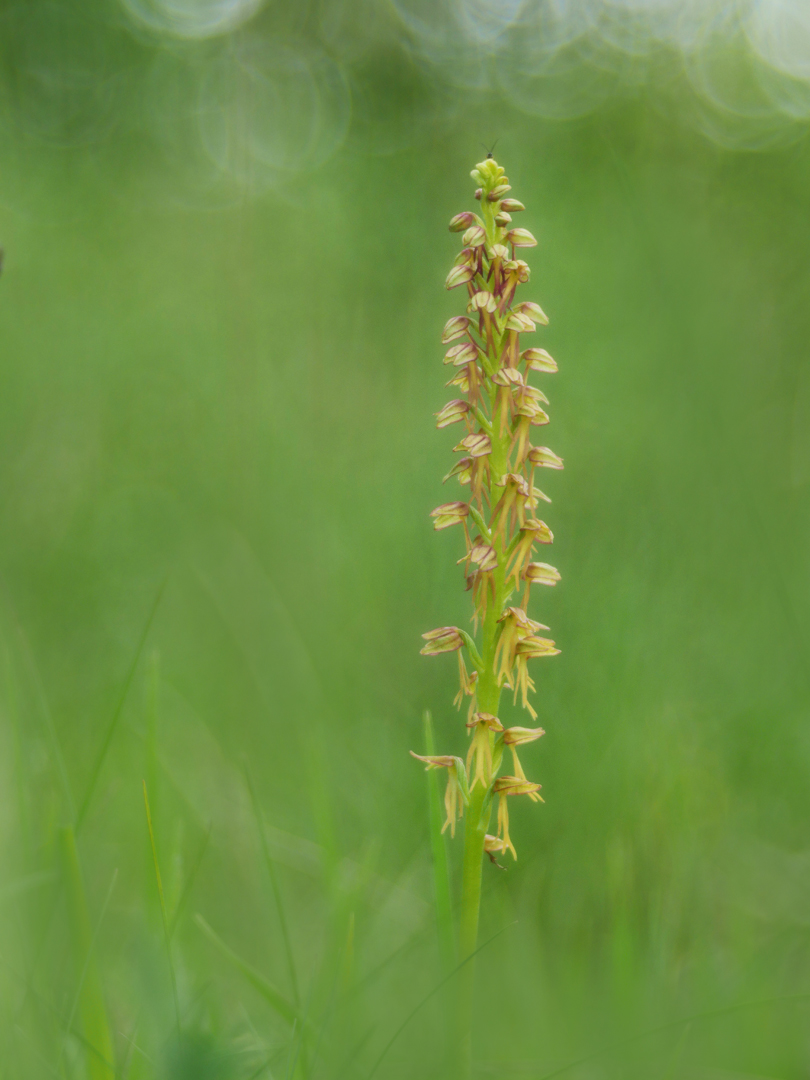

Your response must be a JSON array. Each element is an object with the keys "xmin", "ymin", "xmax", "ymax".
[{"xmin": 2, "ymin": 25, "xmax": 810, "ymax": 1079}]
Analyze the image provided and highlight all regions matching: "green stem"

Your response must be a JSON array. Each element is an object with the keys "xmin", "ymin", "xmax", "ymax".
[{"xmin": 457, "ymin": 222, "xmax": 509, "ymax": 1071}]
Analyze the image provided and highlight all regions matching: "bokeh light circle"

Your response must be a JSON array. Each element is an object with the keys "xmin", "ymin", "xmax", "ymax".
[
  {"xmin": 119, "ymin": 0, "xmax": 265, "ymax": 41},
  {"xmin": 198, "ymin": 37, "xmax": 351, "ymax": 189}
]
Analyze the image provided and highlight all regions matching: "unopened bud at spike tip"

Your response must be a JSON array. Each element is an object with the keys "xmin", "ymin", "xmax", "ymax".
[
  {"xmin": 462, "ymin": 225, "xmax": 486, "ymax": 248},
  {"xmin": 507, "ymin": 228, "xmax": 538, "ymax": 248},
  {"xmin": 500, "ymin": 198, "xmax": 525, "ymax": 212},
  {"xmin": 488, "ymin": 184, "xmax": 512, "ymax": 201},
  {"xmin": 449, "ymin": 212, "xmax": 476, "ymax": 232}
]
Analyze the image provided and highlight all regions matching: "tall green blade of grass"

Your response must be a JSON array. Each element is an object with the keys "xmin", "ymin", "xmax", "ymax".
[
  {"xmin": 193, "ymin": 913, "xmax": 305, "ymax": 1029},
  {"xmin": 76, "ymin": 582, "xmax": 165, "ymax": 834},
  {"xmin": 57, "ymin": 826, "xmax": 116, "ymax": 1080},
  {"xmin": 144, "ymin": 650, "xmax": 161, "ymax": 853},
  {"xmin": 365, "ymin": 923, "xmax": 511, "ymax": 1080},
  {"xmin": 142, "ymin": 781, "xmax": 181, "ymax": 1032},
  {"xmin": 244, "ymin": 764, "xmax": 300, "ymax": 1007}
]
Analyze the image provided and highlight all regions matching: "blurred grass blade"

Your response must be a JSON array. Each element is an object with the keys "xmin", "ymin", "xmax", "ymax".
[
  {"xmin": 13, "ymin": 621, "xmax": 75, "ymax": 820},
  {"xmin": 366, "ymin": 922, "xmax": 513, "ymax": 1080},
  {"xmin": 167, "ymin": 825, "xmax": 211, "ymax": 940},
  {"xmin": 534, "ymin": 993, "xmax": 810, "ymax": 1080},
  {"xmin": 76, "ymin": 581, "xmax": 166, "ymax": 833},
  {"xmin": 64, "ymin": 868, "xmax": 118, "ymax": 1054},
  {"xmin": 423, "ymin": 710, "xmax": 454, "ymax": 972},
  {"xmin": 193, "ymin": 913, "xmax": 300, "ymax": 1027},
  {"xmin": 145, "ymin": 650, "xmax": 161, "ymax": 850},
  {"xmin": 58, "ymin": 826, "xmax": 116, "ymax": 1080},
  {"xmin": 142, "ymin": 781, "xmax": 180, "ymax": 1031},
  {"xmin": 244, "ymin": 763, "xmax": 300, "ymax": 1006}
]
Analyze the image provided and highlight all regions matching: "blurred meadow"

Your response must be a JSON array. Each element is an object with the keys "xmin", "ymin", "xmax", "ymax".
[{"xmin": 2, "ymin": 0, "xmax": 810, "ymax": 1077}]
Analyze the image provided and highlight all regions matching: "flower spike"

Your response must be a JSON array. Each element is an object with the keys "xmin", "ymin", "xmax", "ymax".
[{"xmin": 416, "ymin": 156, "xmax": 564, "ymax": 895}]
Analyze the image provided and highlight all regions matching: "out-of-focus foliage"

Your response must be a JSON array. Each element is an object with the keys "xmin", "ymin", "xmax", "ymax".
[{"xmin": 1, "ymin": 1, "xmax": 810, "ymax": 1078}]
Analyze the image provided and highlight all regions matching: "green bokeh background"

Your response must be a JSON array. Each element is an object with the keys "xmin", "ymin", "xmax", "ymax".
[{"xmin": 2, "ymin": 2, "xmax": 810, "ymax": 1077}]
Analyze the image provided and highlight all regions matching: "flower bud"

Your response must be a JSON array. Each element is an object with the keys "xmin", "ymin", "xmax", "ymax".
[
  {"xmin": 490, "ymin": 243, "xmax": 509, "ymax": 261},
  {"xmin": 474, "ymin": 187, "xmax": 482, "ymax": 200},
  {"xmin": 487, "ymin": 184, "xmax": 512, "ymax": 201},
  {"xmin": 430, "ymin": 502, "xmax": 470, "ymax": 530},
  {"xmin": 513, "ymin": 301, "xmax": 549, "ymax": 326},
  {"xmin": 420, "ymin": 626, "xmax": 464, "ymax": 654},
  {"xmin": 467, "ymin": 290, "xmax": 497, "ymax": 314},
  {"xmin": 491, "ymin": 367, "xmax": 524, "ymax": 387},
  {"xmin": 494, "ymin": 212, "xmax": 512, "ymax": 226},
  {"xmin": 527, "ymin": 446, "xmax": 563, "ymax": 469},
  {"xmin": 441, "ymin": 316, "xmax": 471, "ymax": 343},
  {"xmin": 462, "ymin": 225, "xmax": 486, "ymax": 248},
  {"xmin": 505, "ymin": 311, "xmax": 536, "ymax": 333},
  {"xmin": 444, "ymin": 341, "xmax": 479, "ymax": 366},
  {"xmin": 446, "ymin": 264, "xmax": 476, "ymax": 290},
  {"xmin": 454, "ymin": 247, "xmax": 476, "ymax": 267},
  {"xmin": 523, "ymin": 562, "xmax": 561, "ymax": 586},
  {"xmin": 474, "ymin": 159, "xmax": 506, "ymax": 184},
  {"xmin": 449, "ymin": 212, "xmax": 476, "ymax": 232},
  {"xmin": 503, "ymin": 726, "xmax": 546, "ymax": 745},
  {"xmin": 435, "ymin": 398, "xmax": 469, "ymax": 428},
  {"xmin": 454, "ymin": 432, "xmax": 491, "ymax": 458},
  {"xmin": 500, "ymin": 198, "xmax": 525, "ymax": 212},
  {"xmin": 507, "ymin": 228, "xmax": 538, "ymax": 248},
  {"xmin": 521, "ymin": 348, "xmax": 558, "ymax": 373}
]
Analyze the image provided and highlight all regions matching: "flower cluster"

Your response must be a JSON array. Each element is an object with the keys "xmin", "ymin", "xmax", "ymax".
[{"xmin": 413, "ymin": 157, "xmax": 563, "ymax": 862}]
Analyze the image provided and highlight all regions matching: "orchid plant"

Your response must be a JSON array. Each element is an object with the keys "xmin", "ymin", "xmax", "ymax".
[{"xmin": 411, "ymin": 156, "xmax": 563, "ymax": 1066}]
